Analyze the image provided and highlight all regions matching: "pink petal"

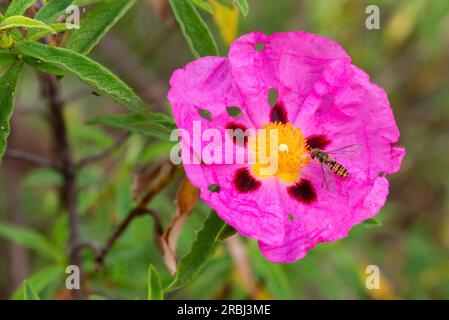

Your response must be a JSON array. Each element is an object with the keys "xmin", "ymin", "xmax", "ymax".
[{"xmin": 228, "ymin": 32, "xmax": 350, "ymax": 127}]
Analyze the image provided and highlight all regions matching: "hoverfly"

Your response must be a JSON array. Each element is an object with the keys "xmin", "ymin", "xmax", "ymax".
[{"xmin": 310, "ymin": 144, "xmax": 362, "ymax": 189}]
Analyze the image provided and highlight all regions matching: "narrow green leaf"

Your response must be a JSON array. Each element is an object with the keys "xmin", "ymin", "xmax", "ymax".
[
  {"xmin": 0, "ymin": 52, "xmax": 18, "ymax": 69},
  {"xmin": 5, "ymin": 0, "xmax": 37, "ymax": 17},
  {"xmin": 233, "ymin": 0, "xmax": 249, "ymax": 16},
  {"xmin": 362, "ymin": 217, "xmax": 382, "ymax": 228},
  {"xmin": 192, "ymin": 0, "xmax": 213, "ymax": 14},
  {"xmin": 165, "ymin": 211, "xmax": 225, "ymax": 292},
  {"xmin": 0, "ymin": 16, "xmax": 56, "ymax": 33},
  {"xmin": 0, "ymin": 222, "xmax": 62, "ymax": 262},
  {"xmin": 35, "ymin": 0, "xmax": 74, "ymax": 23},
  {"xmin": 0, "ymin": 62, "xmax": 22, "ymax": 160},
  {"xmin": 15, "ymin": 41, "xmax": 148, "ymax": 113},
  {"xmin": 87, "ymin": 113, "xmax": 176, "ymax": 140},
  {"xmin": 147, "ymin": 265, "xmax": 163, "ymax": 300},
  {"xmin": 248, "ymin": 241, "xmax": 293, "ymax": 299},
  {"xmin": 215, "ymin": 223, "xmax": 237, "ymax": 242},
  {"xmin": 73, "ymin": 0, "xmax": 104, "ymax": 6},
  {"xmin": 12, "ymin": 266, "xmax": 63, "ymax": 300},
  {"xmin": 65, "ymin": 0, "xmax": 137, "ymax": 55},
  {"xmin": 23, "ymin": 56, "xmax": 66, "ymax": 76},
  {"xmin": 28, "ymin": 23, "xmax": 76, "ymax": 41},
  {"xmin": 23, "ymin": 281, "xmax": 40, "ymax": 300},
  {"xmin": 168, "ymin": 0, "xmax": 219, "ymax": 57}
]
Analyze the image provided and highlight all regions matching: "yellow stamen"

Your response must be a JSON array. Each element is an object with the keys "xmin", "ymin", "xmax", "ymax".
[{"xmin": 251, "ymin": 122, "xmax": 310, "ymax": 183}]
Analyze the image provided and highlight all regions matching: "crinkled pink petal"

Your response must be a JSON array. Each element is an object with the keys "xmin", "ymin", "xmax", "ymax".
[
  {"xmin": 168, "ymin": 32, "xmax": 405, "ymax": 263},
  {"xmin": 168, "ymin": 56, "xmax": 286, "ymax": 245},
  {"xmin": 228, "ymin": 32, "xmax": 351, "ymax": 127}
]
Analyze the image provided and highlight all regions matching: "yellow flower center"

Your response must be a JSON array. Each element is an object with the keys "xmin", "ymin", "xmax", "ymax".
[{"xmin": 251, "ymin": 122, "xmax": 310, "ymax": 183}]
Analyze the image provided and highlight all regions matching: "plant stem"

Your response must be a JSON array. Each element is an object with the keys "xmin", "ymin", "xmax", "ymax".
[{"xmin": 39, "ymin": 73, "xmax": 83, "ymax": 300}]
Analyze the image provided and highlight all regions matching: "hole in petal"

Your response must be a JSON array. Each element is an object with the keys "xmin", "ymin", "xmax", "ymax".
[
  {"xmin": 208, "ymin": 184, "xmax": 220, "ymax": 193},
  {"xmin": 268, "ymin": 88, "xmax": 279, "ymax": 107},
  {"xmin": 287, "ymin": 179, "xmax": 317, "ymax": 205},
  {"xmin": 226, "ymin": 106, "xmax": 243, "ymax": 118},
  {"xmin": 306, "ymin": 135, "xmax": 331, "ymax": 150},
  {"xmin": 198, "ymin": 109, "xmax": 212, "ymax": 121},
  {"xmin": 289, "ymin": 214, "xmax": 294, "ymax": 222},
  {"xmin": 270, "ymin": 101, "xmax": 288, "ymax": 124},
  {"xmin": 254, "ymin": 43, "xmax": 265, "ymax": 51},
  {"xmin": 233, "ymin": 167, "xmax": 261, "ymax": 193}
]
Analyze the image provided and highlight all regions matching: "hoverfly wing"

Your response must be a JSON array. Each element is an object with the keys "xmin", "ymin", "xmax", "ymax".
[
  {"xmin": 320, "ymin": 162, "xmax": 337, "ymax": 193},
  {"xmin": 325, "ymin": 144, "xmax": 362, "ymax": 163},
  {"xmin": 326, "ymin": 144, "xmax": 362, "ymax": 155},
  {"xmin": 308, "ymin": 160, "xmax": 337, "ymax": 193}
]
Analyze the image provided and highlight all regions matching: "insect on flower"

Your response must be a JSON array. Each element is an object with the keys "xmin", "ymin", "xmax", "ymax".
[{"xmin": 310, "ymin": 144, "xmax": 362, "ymax": 189}]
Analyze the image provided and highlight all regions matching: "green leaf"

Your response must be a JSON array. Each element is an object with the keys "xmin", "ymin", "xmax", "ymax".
[
  {"xmin": 11, "ymin": 265, "xmax": 63, "ymax": 300},
  {"xmin": 248, "ymin": 241, "xmax": 293, "ymax": 299},
  {"xmin": 168, "ymin": 0, "xmax": 219, "ymax": 57},
  {"xmin": 0, "ymin": 52, "xmax": 18, "ymax": 69},
  {"xmin": 165, "ymin": 211, "xmax": 225, "ymax": 292},
  {"xmin": 28, "ymin": 23, "xmax": 76, "ymax": 41},
  {"xmin": 23, "ymin": 281, "xmax": 40, "ymax": 300},
  {"xmin": 362, "ymin": 217, "xmax": 383, "ymax": 228},
  {"xmin": 233, "ymin": 0, "xmax": 249, "ymax": 16},
  {"xmin": 65, "ymin": 0, "xmax": 137, "ymax": 55},
  {"xmin": 0, "ymin": 16, "xmax": 56, "ymax": 33},
  {"xmin": 87, "ymin": 113, "xmax": 176, "ymax": 140},
  {"xmin": 147, "ymin": 265, "xmax": 163, "ymax": 300},
  {"xmin": 35, "ymin": 0, "xmax": 74, "ymax": 23},
  {"xmin": 15, "ymin": 41, "xmax": 148, "ymax": 114},
  {"xmin": 5, "ymin": 0, "xmax": 37, "ymax": 17},
  {"xmin": 0, "ymin": 222, "xmax": 62, "ymax": 262},
  {"xmin": 73, "ymin": 0, "xmax": 104, "ymax": 6},
  {"xmin": 0, "ymin": 62, "xmax": 22, "ymax": 160},
  {"xmin": 22, "ymin": 56, "xmax": 66, "ymax": 76},
  {"xmin": 215, "ymin": 223, "xmax": 237, "ymax": 242},
  {"xmin": 192, "ymin": 0, "xmax": 213, "ymax": 14}
]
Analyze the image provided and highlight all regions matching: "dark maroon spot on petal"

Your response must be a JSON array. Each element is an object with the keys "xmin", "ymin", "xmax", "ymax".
[
  {"xmin": 226, "ymin": 122, "xmax": 248, "ymax": 146},
  {"xmin": 287, "ymin": 179, "xmax": 317, "ymax": 205},
  {"xmin": 233, "ymin": 168, "xmax": 261, "ymax": 193},
  {"xmin": 270, "ymin": 101, "xmax": 288, "ymax": 124},
  {"xmin": 306, "ymin": 134, "xmax": 331, "ymax": 150}
]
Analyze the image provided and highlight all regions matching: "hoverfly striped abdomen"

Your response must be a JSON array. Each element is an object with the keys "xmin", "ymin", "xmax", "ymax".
[
  {"xmin": 310, "ymin": 148, "xmax": 350, "ymax": 179},
  {"xmin": 324, "ymin": 158, "xmax": 349, "ymax": 178}
]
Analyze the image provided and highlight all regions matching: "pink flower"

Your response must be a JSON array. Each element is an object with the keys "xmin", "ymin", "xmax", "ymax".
[{"xmin": 168, "ymin": 32, "xmax": 405, "ymax": 263}]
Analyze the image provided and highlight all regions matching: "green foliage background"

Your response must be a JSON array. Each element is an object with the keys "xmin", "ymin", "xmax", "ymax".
[{"xmin": 1, "ymin": 0, "xmax": 449, "ymax": 299}]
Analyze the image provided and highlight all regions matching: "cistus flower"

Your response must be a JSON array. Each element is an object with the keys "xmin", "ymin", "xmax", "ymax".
[{"xmin": 168, "ymin": 32, "xmax": 405, "ymax": 263}]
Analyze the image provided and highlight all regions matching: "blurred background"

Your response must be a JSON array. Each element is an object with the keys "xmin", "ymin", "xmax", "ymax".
[{"xmin": 1, "ymin": 0, "xmax": 449, "ymax": 299}]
